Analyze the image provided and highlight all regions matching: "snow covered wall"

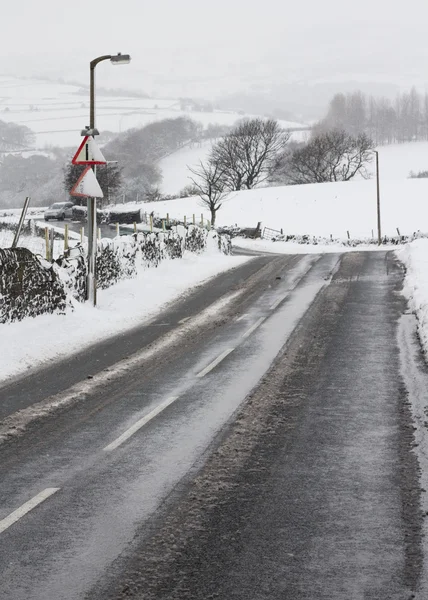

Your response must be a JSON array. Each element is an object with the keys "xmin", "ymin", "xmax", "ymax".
[
  {"xmin": 0, "ymin": 227, "xmax": 231, "ymax": 323},
  {"xmin": 0, "ymin": 248, "xmax": 68, "ymax": 324}
]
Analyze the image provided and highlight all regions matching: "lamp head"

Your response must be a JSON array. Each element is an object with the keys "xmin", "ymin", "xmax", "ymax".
[{"xmin": 110, "ymin": 53, "xmax": 131, "ymax": 65}]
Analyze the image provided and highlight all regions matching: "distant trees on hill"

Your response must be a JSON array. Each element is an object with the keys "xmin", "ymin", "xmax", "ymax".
[
  {"xmin": 321, "ymin": 88, "xmax": 428, "ymax": 144},
  {"xmin": 98, "ymin": 116, "xmax": 203, "ymax": 200},
  {"xmin": 103, "ymin": 117, "xmax": 202, "ymax": 170},
  {"xmin": 280, "ymin": 130, "xmax": 375, "ymax": 185},
  {"xmin": 0, "ymin": 120, "xmax": 35, "ymax": 151}
]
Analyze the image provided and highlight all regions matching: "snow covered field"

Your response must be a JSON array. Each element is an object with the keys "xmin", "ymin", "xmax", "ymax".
[
  {"xmin": 159, "ymin": 138, "xmax": 428, "ymax": 196},
  {"xmin": 3, "ymin": 77, "xmax": 428, "ymax": 383},
  {"xmin": 0, "ymin": 75, "xmax": 306, "ymax": 149},
  {"xmin": 147, "ymin": 178, "xmax": 428, "ymax": 240}
]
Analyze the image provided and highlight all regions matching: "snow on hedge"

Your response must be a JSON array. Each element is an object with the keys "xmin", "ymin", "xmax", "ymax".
[{"xmin": 0, "ymin": 226, "xmax": 231, "ymax": 324}]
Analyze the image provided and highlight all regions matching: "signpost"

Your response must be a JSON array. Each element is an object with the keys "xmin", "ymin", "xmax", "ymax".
[
  {"xmin": 70, "ymin": 136, "xmax": 106, "ymax": 306},
  {"xmin": 72, "ymin": 136, "xmax": 107, "ymax": 166}
]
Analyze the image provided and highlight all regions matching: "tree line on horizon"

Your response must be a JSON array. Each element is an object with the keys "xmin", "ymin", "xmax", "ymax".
[{"xmin": 321, "ymin": 88, "xmax": 428, "ymax": 145}]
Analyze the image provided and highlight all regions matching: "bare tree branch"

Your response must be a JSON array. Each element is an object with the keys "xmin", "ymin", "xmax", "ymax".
[{"xmin": 187, "ymin": 161, "xmax": 228, "ymax": 226}]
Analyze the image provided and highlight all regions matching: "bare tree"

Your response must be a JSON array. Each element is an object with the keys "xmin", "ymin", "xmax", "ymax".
[
  {"xmin": 285, "ymin": 129, "xmax": 375, "ymax": 185},
  {"xmin": 209, "ymin": 118, "xmax": 290, "ymax": 190},
  {"xmin": 188, "ymin": 161, "xmax": 228, "ymax": 226}
]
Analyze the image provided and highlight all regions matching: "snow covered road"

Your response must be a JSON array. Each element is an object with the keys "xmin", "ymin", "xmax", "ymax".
[{"xmin": 0, "ymin": 250, "xmax": 427, "ymax": 599}]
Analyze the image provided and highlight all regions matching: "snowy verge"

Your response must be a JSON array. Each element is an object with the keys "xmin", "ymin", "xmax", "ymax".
[
  {"xmin": 397, "ymin": 239, "xmax": 428, "ymax": 355},
  {"xmin": 233, "ymin": 238, "xmax": 400, "ymax": 254},
  {"xmin": 0, "ymin": 252, "xmax": 250, "ymax": 384}
]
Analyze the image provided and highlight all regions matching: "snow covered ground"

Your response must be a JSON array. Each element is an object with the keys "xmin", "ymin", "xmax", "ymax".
[
  {"xmin": 158, "ymin": 138, "xmax": 428, "ymax": 197},
  {"xmin": 146, "ymin": 178, "xmax": 428, "ymax": 240},
  {"xmin": 0, "ymin": 75, "xmax": 306, "ymax": 149},
  {"xmin": 398, "ymin": 240, "xmax": 428, "ymax": 356},
  {"xmin": 3, "ymin": 116, "xmax": 428, "ymax": 384}
]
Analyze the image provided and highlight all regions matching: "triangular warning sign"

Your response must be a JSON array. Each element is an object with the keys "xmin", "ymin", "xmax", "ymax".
[
  {"xmin": 72, "ymin": 136, "xmax": 107, "ymax": 165},
  {"xmin": 70, "ymin": 166, "xmax": 104, "ymax": 198}
]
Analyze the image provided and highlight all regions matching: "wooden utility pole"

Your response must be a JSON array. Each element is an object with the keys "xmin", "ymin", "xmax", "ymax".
[{"xmin": 375, "ymin": 150, "xmax": 382, "ymax": 245}]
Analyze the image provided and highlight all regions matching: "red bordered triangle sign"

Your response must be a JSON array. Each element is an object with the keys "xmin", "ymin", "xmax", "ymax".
[
  {"xmin": 72, "ymin": 136, "xmax": 107, "ymax": 165},
  {"xmin": 70, "ymin": 166, "xmax": 104, "ymax": 198}
]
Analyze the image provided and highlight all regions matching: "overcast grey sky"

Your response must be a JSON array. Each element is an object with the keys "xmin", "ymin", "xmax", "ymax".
[{"xmin": 3, "ymin": 0, "xmax": 428, "ymax": 96}]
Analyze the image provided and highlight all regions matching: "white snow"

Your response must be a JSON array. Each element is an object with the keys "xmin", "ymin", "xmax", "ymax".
[
  {"xmin": 0, "ymin": 75, "xmax": 307, "ymax": 149},
  {"xmin": 4, "ymin": 134, "xmax": 428, "ymax": 386},
  {"xmin": 145, "ymin": 178, "xmax": 428, "ymax": 239},
  {"xmin": 398, "ymin": 240, "xmax": 428, "ymax": 355},
  {"xmin": 231, "ymin": 237, "xmax": 392, "ymax": 254},
  {"xmin": 0, "ymin": 251, "xmax": 249, "ymax": 384}
]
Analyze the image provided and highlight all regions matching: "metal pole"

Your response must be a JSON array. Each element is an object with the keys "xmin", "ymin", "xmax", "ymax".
[
  {"xmin": 12, "ymin": 196, "xmax": 30, "ymax": 248},
  {"xmin": 87, "ymin": 56, "xmax": 110, "ymax": 306},
  {"xmin": 87, "ymin": 60, "xmax": 96, "ymax": 304},
  {"xmin": 375, "ymin": 151, "xmax": 382, "ymax": 245},
  {"xmin": 90, "ymin": 64, "xmax": 95, "ymax": 131}
]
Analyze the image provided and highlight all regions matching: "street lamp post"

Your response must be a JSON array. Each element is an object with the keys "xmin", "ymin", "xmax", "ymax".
[
  {"xmin": 83, "ymin": 53, "xmax": 131, "ymax": 306},
  {"xmin": 374, "ymin": 150, "xmax": 382, "ymax": 245}
]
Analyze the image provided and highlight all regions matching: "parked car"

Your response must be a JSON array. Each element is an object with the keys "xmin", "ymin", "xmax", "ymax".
[{"xmin": 44, "ymin": 201, "xmax": 74, "ymax": 221}]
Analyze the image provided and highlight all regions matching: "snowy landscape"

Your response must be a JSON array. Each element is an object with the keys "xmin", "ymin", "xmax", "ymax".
[
  {"xmin": 2, "ymin": 98, "xmax": 428, "ymax": 383},
  {"xmin": 4, "ymin": 2, "xmax": 428, "ymax": 598}
]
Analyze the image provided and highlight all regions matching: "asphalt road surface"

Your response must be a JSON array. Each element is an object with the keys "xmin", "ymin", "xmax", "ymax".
[{"xmin": 0, "ymin": 250, "xmax": 426, "ymax": 600}]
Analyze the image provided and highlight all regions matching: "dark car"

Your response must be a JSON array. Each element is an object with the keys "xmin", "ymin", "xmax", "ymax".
[{"xmin": 44, "ymin": 201, "xmax": 74, "ymax": 221}]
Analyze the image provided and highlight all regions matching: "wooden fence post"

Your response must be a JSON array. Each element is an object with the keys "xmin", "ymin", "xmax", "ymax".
[
  {"xmin": 49, "ymin": 227, "xmax": 54, "ymax": 260},
  {"xmin": 64, "ymin": 223, "xmax": 69, "ymax": 251},
  {"xmin": 45, "ymin": 227, "xmax": 50, "ymax": 260}
]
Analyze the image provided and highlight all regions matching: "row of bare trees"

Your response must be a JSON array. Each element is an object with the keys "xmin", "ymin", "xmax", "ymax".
[
  {"xmin": 187, "ymin": 119, "xmax": 290, "ymax": 225},
  {"xmin": 322, "ymin": 88, "xmax": 428, "ymax": 144},
  {"xmin": 188, "ymin": 119, "xmax": 374, "ymax": 224}
]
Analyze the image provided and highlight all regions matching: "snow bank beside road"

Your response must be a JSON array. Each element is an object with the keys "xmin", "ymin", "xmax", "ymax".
[
  {"xmin": 232, "ymin": 238, "xmax": 397, "ymax": 254},
  {"xmin": 398, "ymin": 239, "xmax": 428, "ymax": 354},
  {"xmin": 0, "ymin": 252, "xmax": 249, "ymax": 384}
]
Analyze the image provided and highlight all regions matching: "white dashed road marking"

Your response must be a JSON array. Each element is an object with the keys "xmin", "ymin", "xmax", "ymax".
[
  {"xmin": 242, "ymin": 317, "xmax": 265, "ymax": 339},
  {"xmin": 104, "ymin": 396, "xmax": 179, "ymax": 451},
  {"xmin": 196, "ymin": 348, "xmax": 235, "ymax": 379},
  {"xmin": 270, "ymin": 294, "xmax": 288, "ymax": 311},
  {"xmin": 0, "ymin": 488, "xmax": 60, "ymax": 535}
]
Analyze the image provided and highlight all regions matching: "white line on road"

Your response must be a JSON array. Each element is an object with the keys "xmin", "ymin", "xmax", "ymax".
[
  {"xmin": 196, "ymin": 348, "xmax": 235, "ymax": 378},
  {"xmin": 270, "ymin": 294, "xmax": 288, "ymax": 311},
  {"xmin": 104, "ymin": 396, "xmax": 179, "ymax": 452},
  {"xmin": 236, "ymin": 313, "xmax": 248, "ymax": 322},
  {"xmin": 178, "ymin": 316, "xmax": 191, "ymax": 324},
  {"xmin": 242, "ymin": 317, "xmax": 265, "ymax": 339},
  {"xmin": 0, "ymin": 488, "xmax": 60, "ymax": 535}
]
